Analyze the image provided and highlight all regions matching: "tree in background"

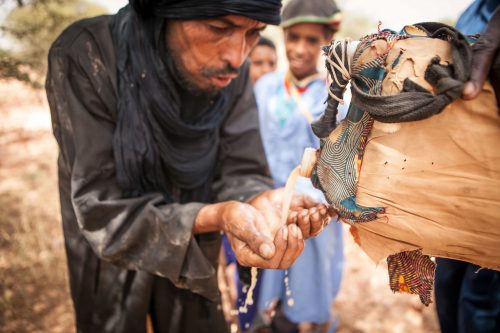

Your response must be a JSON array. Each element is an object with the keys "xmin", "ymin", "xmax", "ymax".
[{"xmin": 0, "ymin": 0, "xmax": 106, "ymax": 86}]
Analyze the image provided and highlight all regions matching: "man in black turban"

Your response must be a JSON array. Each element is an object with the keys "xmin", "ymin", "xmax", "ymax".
[{"xmin": 45, "ymin": 1, "xmax": 334, "ymax": 332}]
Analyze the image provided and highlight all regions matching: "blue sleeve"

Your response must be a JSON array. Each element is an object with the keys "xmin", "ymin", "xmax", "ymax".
[{"xmin": 456, "ymin": 0, "xmax": 500, "ymax": 34}]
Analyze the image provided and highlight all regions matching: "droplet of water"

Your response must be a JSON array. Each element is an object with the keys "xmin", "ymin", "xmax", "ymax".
[
  {"xmin": 283, "ymin": 270, "xmax": 294, "ymax": 307},
  {"xmin": 238, "ymin": 267, "xmax": 259, "ymax": 314}
]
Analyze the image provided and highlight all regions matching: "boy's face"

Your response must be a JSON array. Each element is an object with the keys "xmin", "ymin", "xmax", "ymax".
[
  {"xmin": 284, "ymin": 23, "xmax": 331, "ymax": 80},
  {"xmin": 249, "ymin": 45, "xmax": 277, "ymax": 84}
]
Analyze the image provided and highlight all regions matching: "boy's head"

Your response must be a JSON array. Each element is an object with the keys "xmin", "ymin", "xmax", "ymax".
[
  {"xmin": 249, "ymin": 37, "xmax": 278, "ymax": 84},
  {"xmin": 281, "ymin": 0, "xmax": 341, "ymax": 80}
]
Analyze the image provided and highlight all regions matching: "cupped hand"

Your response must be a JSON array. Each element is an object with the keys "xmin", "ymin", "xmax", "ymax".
[
  {"xmin": 250, "ymin": 188, "xmax": 336, "ymax": 239},
  {"xmin": 220, "ymin": 201, "xmax": 304, "ymax": 269}
]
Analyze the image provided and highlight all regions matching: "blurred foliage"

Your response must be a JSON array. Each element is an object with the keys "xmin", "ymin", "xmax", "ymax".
[
  {"xmin": 0, "ymin": 0, "xmax": 107, "ymax": 86},
  {"xmin": 0, "ymin": 49, "xmax": 32, "ymax": 85}
]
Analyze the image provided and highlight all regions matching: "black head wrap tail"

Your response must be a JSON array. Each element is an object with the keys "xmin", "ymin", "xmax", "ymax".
[{"xmin": 112, "ymin": 6, "xmax": 227, "ymax": 199}]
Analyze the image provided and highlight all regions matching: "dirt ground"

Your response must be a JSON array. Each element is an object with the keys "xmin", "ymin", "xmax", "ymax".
[
  {"xmin": 0, "ymin": 79, "xmax": 440, "ymax": 333},
  {"xmin": 334, "ymin": 234, "xmax": 439, "ymax": 333},
  {"xmin": 0, "ymin": 80, "xmax": 74, "ymax": 333}
]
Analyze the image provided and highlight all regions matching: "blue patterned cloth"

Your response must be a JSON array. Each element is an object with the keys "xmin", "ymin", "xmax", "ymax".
[{"xmin": 254, "ymin": 71, "xmax": 347, "ymax": 325}]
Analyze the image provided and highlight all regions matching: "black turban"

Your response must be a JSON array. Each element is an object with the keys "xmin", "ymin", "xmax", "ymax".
[{"xmin": 131, "ymin": 0, "xmax": 282, "ymax": 25}]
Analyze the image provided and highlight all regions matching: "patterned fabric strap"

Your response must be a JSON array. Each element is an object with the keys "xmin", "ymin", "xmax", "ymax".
[
  {"xmin": 387, "ymin": 250, "xmax": 436, "ymax": 306},
  {"xmin": 313, "ymin": 108, "xmax": 385, "ymax": 222}
]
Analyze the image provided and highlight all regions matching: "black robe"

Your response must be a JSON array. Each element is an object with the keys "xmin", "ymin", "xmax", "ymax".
[{"xmin": 46, "ymin": 15, "xmax": 272, "ymax": 333}]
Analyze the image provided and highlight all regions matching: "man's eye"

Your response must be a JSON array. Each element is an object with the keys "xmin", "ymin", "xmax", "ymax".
[
  {"xmin": 209, "ymin": 25, "xmax": 229, "ymax": 34},
  {"xmin": 248, "ymin": 29, "xmax": 261, "ymax": 38}
]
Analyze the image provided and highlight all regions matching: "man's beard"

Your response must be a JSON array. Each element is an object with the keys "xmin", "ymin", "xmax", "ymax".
[{"xmin": 168, "ymin": 48, "xmax": 240, "ymax": 98}]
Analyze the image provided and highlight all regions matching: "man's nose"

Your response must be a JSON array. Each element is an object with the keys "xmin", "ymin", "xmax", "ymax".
[{"xmin": 222, "ymin": 33, "xmax": 249, "ymax": 69}]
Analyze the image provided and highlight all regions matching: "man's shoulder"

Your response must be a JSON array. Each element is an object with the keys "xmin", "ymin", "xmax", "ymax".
[{"xmin": 49, "ymin": 15, "xmax": 113, "ymax": 56}]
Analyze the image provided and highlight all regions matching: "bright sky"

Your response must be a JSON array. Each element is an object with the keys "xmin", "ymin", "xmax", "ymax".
[
  {"xmin": 99, "ymin": 0, "xmax": 473, "ymax": 29},
  {"xmin": 0, "ymin": 0, "xmax": 474, "ymax": 33},
  {"xmin": 337, "ymin": 0, "xmax": 472, "ymax": 30}
]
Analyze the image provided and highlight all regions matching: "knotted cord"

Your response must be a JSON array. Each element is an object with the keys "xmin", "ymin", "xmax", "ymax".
[
  {"xmin": 311, "ymin": 38, "xmax": 352, "ymax": 138},
  {"xmin": 325, "ymin": 38, "xmax": 352, "ymax": 104}
]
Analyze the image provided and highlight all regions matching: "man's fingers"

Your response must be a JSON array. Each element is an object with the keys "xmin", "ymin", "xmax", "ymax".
[
  {"xmin": 290, "ymin": 194, "xmax": 318, "ymax": 210},
  {"xmin": 297, "ymin": 209, "xmax": 310, "ymax": 237},
  {"xmin": 463, "ymin": 8, "xmax": 500, "ymax": 100},
  {"xmin": 233, "ymin": 245, "xmax": 268, "ymax": 267},
  {"xmin": 286, "ymin": 211, "xmax": 298, "ymax": 225},
  {"xmin": 293, "ymin": 205, "xmax": 331, "ymax": 238},
  {"xmin": 462, "ymin": 81, "xmax": 480, "ymax": 99},
  {"xmin": 463, "ymin": 37, "xmax": 496, "ymax": 99},
  {"xmin": 228, "ymin": 207, "xmax": 276, "ymax": 260},
  {"xmin": 259, "ymin": 226, "xmax": 288, "ymax": 268},
  {"xmin": 227, "ymin": 237, "xmax": 254, "ymax": 267},
  {"xmin": 233, "ymin": 225, "xmax": 304, "ymax": 269},
  {"xmin": 245, "ymin": 227, "xmax": 276, "ymax": 259},
  {"xmin": 279, "ymin": 224, "xmax": 304, "ymax": 269},
  {"xmin": 309, "ymin": 208, "xmax": 324, "ymax": 237},
  {"xmin": 232, "ymin": 226, "xmax": 282, "ymax": 268},
  {"xmin": 236, "ymin": 230, "xmax": 275, "ymax": 260}
]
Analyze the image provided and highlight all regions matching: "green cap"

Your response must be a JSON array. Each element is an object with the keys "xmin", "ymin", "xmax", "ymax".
[{"xmin": 281, "ymin": 0, "xmax": 341, "ymax": 30}]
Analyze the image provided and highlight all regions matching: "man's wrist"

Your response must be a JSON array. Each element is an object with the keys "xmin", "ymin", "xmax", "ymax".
[{"xmin": 193, "ymin": 201, "xmax": 235, "ymax": 234}]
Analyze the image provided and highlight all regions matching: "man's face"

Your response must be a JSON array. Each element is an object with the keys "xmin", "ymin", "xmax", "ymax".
[
  {"xmin": 165, "ymin": 15, "xmax": 266, "ymax": 96},
  {"xmin": 249, "ymin": 45, "xmax": 277, "ymax": 84},
  {"xmin": 284, "ymin": 23, "xmax": 330, "ymax": 80}
]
